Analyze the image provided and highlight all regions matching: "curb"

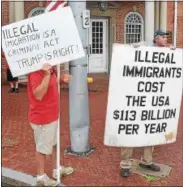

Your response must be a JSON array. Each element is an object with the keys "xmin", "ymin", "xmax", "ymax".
[{"xmin": 2, "ymin": 167, "xmax": 66, "ymax": 186}]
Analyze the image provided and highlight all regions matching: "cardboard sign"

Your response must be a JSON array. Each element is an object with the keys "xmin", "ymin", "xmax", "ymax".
[
  {"xmin": 104, "ymin": 44, "xmax": 183, "ymax": 147},
  {"xmin": 1, "ymin": 7, "xmax": 85, "ymax": 77}
]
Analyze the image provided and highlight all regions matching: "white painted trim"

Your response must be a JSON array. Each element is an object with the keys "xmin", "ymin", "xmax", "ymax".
[
  {"xmin": 14, "ymin": 1, "xmax": 24, "ymax": 21},
  {"xmin": 160, "ymin": 1, "xmax": 167, "ymax": 31},
  {"xmin": 28, "ymin": 7, "xmax": 46, "ymax": 17},
  {"xmin": 145, "ymin": 2, "xmax": 155, "ymax": 44},
  {"xmin": 9, "ymin": 1, "xmax": 15, "ymax": 23},
  {"xmin": 88, "ymin": 18, "xmax": 108, "ymax": 73},
  {"xmin": 112, "ymin": 23, "xmax": 116, "ymax": 43},
  {"xmin": 105, "ymin": 19, "xmax": 109, "ymax": 73}
]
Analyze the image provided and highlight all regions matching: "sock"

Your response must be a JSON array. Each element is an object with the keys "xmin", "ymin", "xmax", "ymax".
[{"xmin": 37, "ymin": 174, "xmax": 46, "ymax": 180}]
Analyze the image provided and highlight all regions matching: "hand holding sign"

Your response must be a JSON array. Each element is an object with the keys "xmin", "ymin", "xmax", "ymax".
[
  {"xmin": 42, "ymin": 63, "xmax": 52, "ymax": 75},
  {"xmin": 61, "ymin": 73, "xmax": 72, "ymax": 84}
]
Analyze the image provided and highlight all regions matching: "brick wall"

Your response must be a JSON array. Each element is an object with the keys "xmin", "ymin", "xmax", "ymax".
[
  {"xmin": 116, "ymin": 1, "xmax": 183, "ymax": 48},
  {"xmin": 116, "ymin": 2, "xmax": 145, "ymax": 43},
  {"xmin": 1, "ymin": 1, "xmax": 9, "ymax": 83},
  {"xmin": 167, "ymin": 2, "xmax": 174, "ymax": 35},
  {"xmin": 2, "ymin": 1, "xmax": 9, "ymax": 25},
  {"xmin": 177, "ymin": 2, "xmax": 183, "ymax": 48}
]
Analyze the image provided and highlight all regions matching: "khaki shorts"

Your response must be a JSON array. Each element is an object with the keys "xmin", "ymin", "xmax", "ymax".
[{"xmin": 30, "ymin": 120, "xmax": 58, "ymax": 155}]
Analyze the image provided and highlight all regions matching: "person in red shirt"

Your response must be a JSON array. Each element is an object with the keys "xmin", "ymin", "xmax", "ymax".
[
  {"xmin": 2, "ymin": 51, "xmax": 19, "ymax": 93},
  {"xmin": 28, "ymin": 63, "xmax": 74, "ymax": 186}
]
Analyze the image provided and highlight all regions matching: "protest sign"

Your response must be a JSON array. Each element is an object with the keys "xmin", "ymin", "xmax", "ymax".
[
  {"xmin": 1, "ymin": 6, "xmax": 85, "ymax": 77},
  {"xmin": 104, "ymin": 44, "xmax": 183, "ymax": 147}
]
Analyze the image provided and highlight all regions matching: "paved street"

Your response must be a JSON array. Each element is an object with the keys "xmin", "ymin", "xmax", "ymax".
[{"xmin": 1, "ymin": 74, "xmax": 183, "ymax": 186}]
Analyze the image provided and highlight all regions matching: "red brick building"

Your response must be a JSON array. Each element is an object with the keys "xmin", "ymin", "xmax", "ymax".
[{"xmin": 1, "ymin": 1, "xmax": 183, "ymax": 82}]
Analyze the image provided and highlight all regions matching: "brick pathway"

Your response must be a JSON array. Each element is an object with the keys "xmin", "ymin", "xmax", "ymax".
[{"xmin": 2, "ymin": 74, "xmax": 183, "ymax": 186}]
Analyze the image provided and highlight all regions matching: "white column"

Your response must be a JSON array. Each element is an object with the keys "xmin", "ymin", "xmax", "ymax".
[
  {"xmin": 14, "ymin": 1, "xmax": 24, "ymax": 21},
  {"xmin": 155, "ymin": 1, "xmax": 160, "ymax": 30},
  {"xmin": 145, "ymin": 1, "xmax": 155, "ymax": 44},
  {"xmin": 9, "ymin": 1, "xmax": 15, "ymax": 23},
  {"xmin": 160, "ymin": 1, "xmax": 167, "ymax": 30}
]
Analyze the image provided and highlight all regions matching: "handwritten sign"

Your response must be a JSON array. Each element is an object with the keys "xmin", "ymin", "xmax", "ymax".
[
  {"xmin": 104, "ymin": 44, "xmax": 183, "ymax": 147},
  {"xmin": 1, "ymin": 7, "xmax": 85, "ymax": 77}
]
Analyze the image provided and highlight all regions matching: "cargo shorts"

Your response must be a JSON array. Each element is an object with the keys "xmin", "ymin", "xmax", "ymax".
[{"xmin": 30, "ymin": 120, "xmax": 58, "ymax": 155}]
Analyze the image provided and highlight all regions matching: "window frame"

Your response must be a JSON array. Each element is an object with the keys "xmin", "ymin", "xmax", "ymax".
[
  {"xmin": 124, "ymin": 12, "xmax": 144, "ymax": 44},
  {"xmin": 28, "ymin": 7, "xmax": 46, "ymax": 18}
]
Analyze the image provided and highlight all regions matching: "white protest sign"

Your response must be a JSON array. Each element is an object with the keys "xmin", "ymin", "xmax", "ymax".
[
  {"xmin": 1, "ymin": 6, "xmax": 85, "ymax": 77},
  {"xmin": 104, "ymin": 44, "xmax": 183, "ymax": 147}
]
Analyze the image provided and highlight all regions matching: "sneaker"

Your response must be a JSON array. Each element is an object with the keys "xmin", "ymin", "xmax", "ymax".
[
  {"xmin": 52, "ymin": 166, "xmax": 74, "ymax": 179},
  {"xmin": 121, "ymin": 168, "xmax": 131, "ymax": 177},
  {"xmin": 36, "ymin": 174, "xmax": 58, "ymax": 186},
  {"xmin": 139, "ymin": 163, "xmax": 160, "ymax": 172},
  {"xmin": 8, "ymin": 88, "xmax": 15, "ymax": 93},
  {"xmin": 14, "ymin": 88, "xmax": 19, "ymax": 93}
]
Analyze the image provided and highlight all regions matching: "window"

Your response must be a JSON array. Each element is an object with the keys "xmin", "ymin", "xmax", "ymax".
[
  {"xmin": 91, "ymin": 21, "xmax": 104, "ymax": 54},
  {"xmin": 28, "ymin": 7, "xmax": 46, "ymax": 17},
  {"xmin": 124, "ymin": 12, "xmax": 144, "ymax": 44}
]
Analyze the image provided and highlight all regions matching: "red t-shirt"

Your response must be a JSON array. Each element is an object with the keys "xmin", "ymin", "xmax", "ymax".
[
  {"xmin": 5, "ymin": 63, "xmax": 9, "ymax": 70},
  {"xmin": 1, "ymin": 51, "xmax": 5, "ymax": 59},
  {"xmin": 27, "ymin": 70, "xmax": 59, "ymax": 125}
]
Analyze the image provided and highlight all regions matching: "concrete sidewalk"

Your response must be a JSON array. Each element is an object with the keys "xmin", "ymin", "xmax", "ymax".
[{"xmin": 1, "ymin": 74, "xmax": 183, "ymax": 186}]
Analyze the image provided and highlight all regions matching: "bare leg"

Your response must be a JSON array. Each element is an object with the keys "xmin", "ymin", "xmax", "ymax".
[
  {"xmin": 36, "ymin": 151, "xmax": 46, "ymax": 175},
  {"xmin": 14, "ymin": 81, "xmax": 19, "ymax": 93},
  {"xmin": 35, "ymin": 151, "xmax": 58, "ymax": 186},
  {"xmin": 15, "ymin": 81, "xmax": 19, "ymax": 89},
  {"xmin": 52, "ymin": 145, "xmax": 57, "ymax": 170},
  {"xmin": 9, "ymin": 82, "xmax": 14, "ymax": 88},
  {"xmin": 51, "ymin": 145, "xmax": 74, "ymax": 179}
]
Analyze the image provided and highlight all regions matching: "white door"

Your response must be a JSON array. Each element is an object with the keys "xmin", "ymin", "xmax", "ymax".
[{"xmin": 88, "ymin": 19, "xmax": 108, "ymax": 73}]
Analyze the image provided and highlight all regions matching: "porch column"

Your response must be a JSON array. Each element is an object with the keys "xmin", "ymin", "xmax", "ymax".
[
  {"xmin": 145, "ymin": 2, "xmax": 155, "ymax": 43},
  {"xmin": 160, "ymin": 2, "xmax": 167, "ymax": 30},
  {"xmin": 9, "ymin": 1, "xmax": 15, "ymax": 23},
  {"xmin": 14, "ymin": 1, "xmax": 24, "ymax": 21},
  {"xmin": 155, "ymin": 1, "xmax": 160, "ymax": 30}
]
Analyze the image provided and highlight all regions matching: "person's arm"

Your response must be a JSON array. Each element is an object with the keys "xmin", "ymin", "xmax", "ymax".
[
  {"xmin": 52, "ymin": 65, "xmax": 72, "ymax": 84},
  {"xmin": 33, "ymin": 64, "xmax": 52, "ymax": 101}
]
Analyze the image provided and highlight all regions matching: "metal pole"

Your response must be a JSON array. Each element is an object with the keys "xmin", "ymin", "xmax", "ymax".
[
  {"xmin": 173, "ymin": 1, "xmax": 177, "ymax": 47},
  {"xmin": 56, "ymin": 65, "xmax": 61, "ymax": 184},
  {"xmin": 66, "ymin": 1, "xmax": 94, "ymax": 156}
]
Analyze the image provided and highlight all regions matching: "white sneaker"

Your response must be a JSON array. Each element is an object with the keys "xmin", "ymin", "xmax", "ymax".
[
  {"xmin": 52, "ymin": 166, "xmax": 74, "ymax": 179},
  {"xmin": 36, "ymin": 174, "xmax": 58, "ymax": 186}
]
